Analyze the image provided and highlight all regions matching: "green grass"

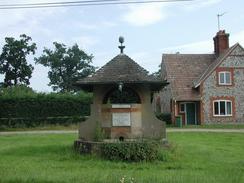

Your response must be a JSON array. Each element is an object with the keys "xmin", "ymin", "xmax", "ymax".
[
  {"xmin": 0, "ymin": 132, "xmax": 244, "ymax": 183},
  {"xmin": 2, "ymin": 123, "xmax": 244, "ymax": 132}
]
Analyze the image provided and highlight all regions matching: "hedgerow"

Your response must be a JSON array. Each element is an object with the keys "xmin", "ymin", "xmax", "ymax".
[
  {"xmin": 0, "ymin": 86, "xmax": 92, "ymax": 128},
  {"xmin": 100, "ymin": 140, "xmax": 161, "ymax": 162}
]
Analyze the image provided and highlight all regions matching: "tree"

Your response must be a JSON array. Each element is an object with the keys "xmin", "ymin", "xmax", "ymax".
[
  {"xmin": 0, "ymin": 84, "xmax": 36, "ymax": 98},
  {"xmin": 0, "ymin": 34, "xmax": 36, "ymax": 87},
  {"xmin": 35, "ymin": 42, "xmax": 95, "ymax": 92},
  {"xmin": 151, "ymin": 64, "xmax": 161, "ymax": 79}
]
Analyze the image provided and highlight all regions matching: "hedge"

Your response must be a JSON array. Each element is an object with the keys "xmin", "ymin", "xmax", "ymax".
[
  {"xmin": 100, "ymin": 140, "xmax": 161, "ymax": 162},
  {"xmin": 0, "ymin": 90, "xmax": 91, "ymax": 128},
  {"xmin": 0, "ymin": 98, "xmax": 90, "ymax": 128},
  {"xmin": 0, "ymin": 98, "xmax": 90, "ymax": 118},
  {"xmin": 0, "ymin": 116, "xmax": 87, "ymax": 128}
]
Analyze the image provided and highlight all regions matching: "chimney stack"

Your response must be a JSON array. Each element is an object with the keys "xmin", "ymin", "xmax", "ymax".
[{"xmin": 213, "ymin": 30, "xmax": 229, "ymax": 56}]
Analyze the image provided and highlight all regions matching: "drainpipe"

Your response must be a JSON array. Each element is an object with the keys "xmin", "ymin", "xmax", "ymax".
[{"xmin": 174, "ymin": 100, "xmax": 177, "ymax": 116}]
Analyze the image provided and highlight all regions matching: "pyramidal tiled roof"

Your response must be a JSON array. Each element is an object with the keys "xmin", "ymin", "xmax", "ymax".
[{"xmin": 77, "ymin": 54, "xmax": 163, "ymax": 85}]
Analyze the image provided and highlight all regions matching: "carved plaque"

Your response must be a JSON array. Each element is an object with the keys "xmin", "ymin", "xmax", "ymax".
[
  {"xmin": 112, "ymin": 112, "xmax": 131, "ymax": 126},
  {"xmin": 112, "ymin": 104, "xmax": 131, "ymax": 108}
]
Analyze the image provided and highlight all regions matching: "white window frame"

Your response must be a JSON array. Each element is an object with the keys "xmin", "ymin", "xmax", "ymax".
[
  {"xmin": 218, "ymin": 71, "xmax": 232, "ymax": 85},
  {"xmin": 213, "ymin": 100, "xmax": 232, "ymax": 117},
  {"xmin": 180, "ymin": 103, "xmax": 185, "ymax": 113}
]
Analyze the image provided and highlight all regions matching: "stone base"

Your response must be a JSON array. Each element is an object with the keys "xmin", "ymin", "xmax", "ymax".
[
  {"xmin": 74, "ymin": 139, "xmax": 103, "ymax": 154},
  {"xmin": 74, "ymin": 138, "xmax": 169, "ymax": 154}
]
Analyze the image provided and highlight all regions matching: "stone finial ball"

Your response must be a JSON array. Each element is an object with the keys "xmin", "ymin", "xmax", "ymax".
[{"xmin": 119, "ymin": 36, "xmax": 124, "ymax": 44}]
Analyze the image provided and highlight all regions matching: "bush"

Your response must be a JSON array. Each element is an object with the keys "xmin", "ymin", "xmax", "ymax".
[
  {"xmin": 0, "ymin": 86, "xmax": 92, "ymax": 128},
  {"xmin": 0, "ymin": 85, "xmax": 92, "ymax": 101},
  {"xmin": 100, "ymin": 140, "xmax": 161, "ymax": 162},
  {"xmin": 0, "ymin": 116, "xmax": 86, "ymax": 129},
  {"xmin": 94, "ymin": 121, "xmax": 105, "ymax": 142},
  {"xmin": 156, "ymin": 113, "xmax": 172, "ymax": 125},
  {"xmin": 0, "ymin": 98, "xmax": 90, "ymax": 118}
]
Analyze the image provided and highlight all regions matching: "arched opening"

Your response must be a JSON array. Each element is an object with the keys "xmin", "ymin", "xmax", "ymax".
[
  {"xmin": 103, "ymin": 87, "xmax": 141, "ymax": 104},
  {"xmin": 119, "ymin": 136, "xmax": 124, "ymax": 142}
]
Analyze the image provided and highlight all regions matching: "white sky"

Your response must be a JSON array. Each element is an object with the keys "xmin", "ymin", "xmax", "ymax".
[{"xmin": 0, "ymin": 0, "xmax": 243, "ymax": 92}]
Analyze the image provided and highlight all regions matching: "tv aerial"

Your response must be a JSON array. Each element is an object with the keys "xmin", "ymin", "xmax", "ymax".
[{"xmin": 217, "ymin": 12, "xmax": 227, "ymax": 31}]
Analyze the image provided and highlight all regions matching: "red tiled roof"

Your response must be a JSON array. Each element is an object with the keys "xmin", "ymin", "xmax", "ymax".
[{"xmin": 162, "ymin": 53, "xmax": 216, "ymax": 100}]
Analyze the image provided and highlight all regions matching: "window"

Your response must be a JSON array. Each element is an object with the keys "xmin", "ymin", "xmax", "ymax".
[
  {"xmin": 180, "ymin": 103, "xmax": 185, "ymax": 113},
  {"xmin": 213, "ymin": 100, "xmax": 232, "ymax": 116},
  {"xmin": 218, "ymin": 71, "xmax": 231, "ymax": 85}
]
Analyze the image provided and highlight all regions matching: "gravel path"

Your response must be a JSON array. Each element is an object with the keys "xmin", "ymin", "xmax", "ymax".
[{"xmin": 1, "ymin": 128, "xmax": 244, "ymax": 136}]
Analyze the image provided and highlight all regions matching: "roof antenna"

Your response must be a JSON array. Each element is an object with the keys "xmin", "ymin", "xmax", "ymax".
[
  {"xmin": 118, "ymin": 36, "xmax": 125, "ymax": 54},
  {"xmin": 217, "ymin": 12, "xmax": 226, "ymax": 31}
]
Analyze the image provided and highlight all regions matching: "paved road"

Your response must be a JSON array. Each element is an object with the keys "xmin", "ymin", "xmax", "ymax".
[
  {"xmin": 167, "ymin": 128, "xmax": 244, "ymax": 133},
  {"xmin": 1, "ymin": 128, "xmax": 244, "ymax": 136}
]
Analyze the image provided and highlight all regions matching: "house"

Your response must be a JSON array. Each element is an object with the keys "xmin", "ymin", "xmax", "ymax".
[{"xmin": 160, "ymin": 30, "xmax": 244, "ymax": 125}]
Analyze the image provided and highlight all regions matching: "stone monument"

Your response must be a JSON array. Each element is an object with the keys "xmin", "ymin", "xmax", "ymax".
[{"xmin": 75, "ymin": 37, "xmax": 168, "ymax": 141}]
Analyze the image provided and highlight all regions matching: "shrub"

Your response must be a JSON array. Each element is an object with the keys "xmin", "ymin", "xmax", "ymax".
[
  {"xmin": 0, "ymin": 116, "xmax": 86, "ymax": 129},
  {"xmin": 100, "ymin": 140, "xmax": 161, "ymax": 162},
  {"xmin": 156, "ymin": 113, "xmax": 172, "ymax": 125},
  {"xmin": 94, "ymin": 121, "xmax": 105, "ymax": 142},
  {"xmin": 0, "ymin": 86, "xmax": 92, "ymax": 128},
  {"xmin": 0, "ymin": 98, "xmax": 90, "ymax": 118}
]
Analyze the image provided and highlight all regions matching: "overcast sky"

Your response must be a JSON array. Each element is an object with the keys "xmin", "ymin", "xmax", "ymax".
[{"xmin": 0, "ymin": 0, "xmax": 243, "ymax": 92}]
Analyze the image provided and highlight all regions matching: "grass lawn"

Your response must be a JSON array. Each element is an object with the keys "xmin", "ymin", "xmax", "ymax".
[
  {"xmin": 2, "ymin": 123, "xmax": 244, "ymax": 132},
  {"xmin": 0, "ymin": 132, "xmax": 244, "ymax": 183}
]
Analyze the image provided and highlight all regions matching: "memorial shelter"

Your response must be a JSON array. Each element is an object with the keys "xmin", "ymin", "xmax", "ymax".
[{"xmin": 76, "ymin": 37, "xmax": 168, "ymax": 141}]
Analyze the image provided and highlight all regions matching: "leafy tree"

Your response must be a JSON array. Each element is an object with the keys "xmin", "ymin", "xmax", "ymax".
[
  {"xmin": 0, "ymin": 34, "xmax": 36, "ymax": 87},
  {"xmin": 35, "ymin": 42, "xmax": 95, "ymax": 92},
  {"xmin": 151, "ymin": 64, "xmax": 161, "ymax": 79},
  {"xmin": 0, "ymin": 84, "xmax": 36, "ymax": 98}
]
